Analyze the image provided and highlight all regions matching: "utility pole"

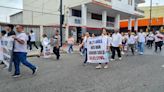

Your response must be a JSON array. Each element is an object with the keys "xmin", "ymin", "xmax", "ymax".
[
  {"xmin": 149, "ymin": 0, "xmax": 152, "ymax": 32},
  {"xmin": 60, "ymin": 0, "xmax": 63, "ymax": 47}
]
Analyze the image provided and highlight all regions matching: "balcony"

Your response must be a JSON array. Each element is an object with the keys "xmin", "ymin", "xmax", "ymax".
[
  {"xmin": 135, "ymin": 0, "xmax": 145, "ymax": 4},
  {"xmin": 92, "ymin": 0, "xmax": 112, "ymax": 7}
]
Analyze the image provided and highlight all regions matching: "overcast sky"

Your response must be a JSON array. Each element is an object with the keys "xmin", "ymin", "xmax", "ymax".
[{"xmin": 0, "ymin": 0, "xmax": 164, "ymax": 23}]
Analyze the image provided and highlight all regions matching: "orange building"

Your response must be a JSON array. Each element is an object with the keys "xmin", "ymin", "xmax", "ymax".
[{"xmin": 120, "ymin": 17, "xmax": 164, "ymax": 32}]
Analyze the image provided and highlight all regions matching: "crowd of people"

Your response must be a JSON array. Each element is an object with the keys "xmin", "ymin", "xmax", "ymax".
[
  {"xmin": 78, "ymin": 29, "xmax": 164, "ymax": 69},
  {"xmin": 0, "ymin": 24, "xmax": 164, "ymax": 77}
]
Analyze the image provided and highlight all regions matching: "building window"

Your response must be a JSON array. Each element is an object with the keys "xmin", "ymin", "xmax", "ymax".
[
  {"xmin": 128, "ymin": 0, "xmax": 133, "ymax": 5},
  {"xmin": 107, "ymin": 16, "xmax": 115, "ymax": 22},
  {"xmin": 72, "ymin": 9, "xmax": 81, "ymax": 17},
  {"xmin": 91, "ymin": 13, "xmax": 102, "ymax": 20}
]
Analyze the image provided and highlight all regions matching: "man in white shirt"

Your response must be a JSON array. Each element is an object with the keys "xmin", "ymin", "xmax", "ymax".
[
  {"xmin": 138, "ymin": 30, "xmax": 146, "ymax": 55},
  {"xmin": 127, "ymin": 32, "xmax": 135, "ymax": 55},
  {"xmin": 147, "ymin": 32, "xmax": 155, "ymax": 48},
  {"xmin": 12, "ymin": 25, "xmax": 37, "ymax": 78},
  {"xmin": 111, "ymin": 29, "xmax": 122, "ymax": 61},
  {"xmin": 30, "ymin": 30, "xmax": 38, "ymax": 50}
]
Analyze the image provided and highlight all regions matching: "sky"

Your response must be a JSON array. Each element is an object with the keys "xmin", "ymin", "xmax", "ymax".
[{"xmin": 0, "ymin": 0, "xmax": 164, "ymax": 23}]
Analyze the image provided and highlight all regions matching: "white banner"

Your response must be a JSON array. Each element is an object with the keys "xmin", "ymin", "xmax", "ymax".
[
  {"xmin": 87, "ymin": 36, "xmax": 109, "ymax": 63},
  {"xmin": 43, "ymin": 45, "xmax": 51, "ymax": 58},
  {"xmin": 0, "ymin": 37, "xmax": 14, "ymax": 70}
]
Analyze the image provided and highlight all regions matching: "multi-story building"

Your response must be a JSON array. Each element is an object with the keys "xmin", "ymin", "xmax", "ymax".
[
  {"xmin": 120, "ymin": 5, "xmax": 164, "ymax": 33},
  {"xmin": 11, "ymin": 0, "xmax": 145, "ymax": 42}
]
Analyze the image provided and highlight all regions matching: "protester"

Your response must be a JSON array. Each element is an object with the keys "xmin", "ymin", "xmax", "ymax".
[
  {"xmin": 121, "ymin": 33, "xmax": 127, "ymax": 55},
  {"xmin": 127, "ymin": 32, "xmax": 135, "ymax": 55},
  {"xmin": 81, "ymin": 32, "xmax": 90, "ymax": 65},
  {"xmin": 30, "ymin": 30, "xmax": 38, "ymax": 50},
  {"xmin": 134, "ymin": 32, "xmax": 139, "ymax": 52},
  {"xmin": 0, "ymin": 30, "xmax": 7, "ymax": 65},
  {"xmin": 154, "ymin": 31, "xmax": 164, "ymax": 52},
  {"xmin": 5, "ymin": 24, "xmax": 16, "ymax": 36},
  {"xmin": 12, "ymin": 25, "xmax": 37, "ymax": 78},
  {"xmin": 96, "ymin": 29, "xmax": 111, "ymax": 69},
  {"xmin": 138, "ymin": 29, "xmax": 146, "ymax": 55},
  {"xmin": 79, "ymin": 34, "xmax": 85, "ymax": 56},
  {"xmin": 147, "ymin": 32, "xmax": 155, "ymax": 48},
  {"xmin": 91, "ymin": 33, "xmax": 95, "ymax": 38},
  {"xmin": 111, "ymin": 29, "xmax": 122, "ymax": 61},
  {"xmin": 67, "ymin": 35, "xmax": 75, "ymax": 54},
  {"xmin": 26, "ymin": 32, "xmax": 31, "ymax": 50},
  {"xmin": 40, "ymin": 34, "xmax": 49, "ymax": 56},
  {"xmin": 51, "ymin": 30, "xmax": 61, "ymax": 60}
]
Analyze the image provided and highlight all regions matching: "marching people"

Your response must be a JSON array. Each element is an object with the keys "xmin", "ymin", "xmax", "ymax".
[
  {"xmin": 67, "ymin": 35, "xmax": 75, "ymax": 54},
  {"xmin": 126, "ymin": 32, "xmax": 135, "ymax": 55},
  {"xmin": 147, "ymin": 32, "xmax": 155, "ymax": 48},
  {"xmin": 51, "ymin": 30, "xmax": 61, "ymax": 60},
  {"xmin": 26, "ymin": 32, "xmax": 31, "ymax": 50},
  {"xmin": 81, "ymin": 32, "xmax": 90, "ymax": 65},
  {"xmin": 154, "ymin": 31, "xmax": 164, "ymax": 52},
  {"xmin": 12, "ymin": 25, "xmax": 37, "ymax": 78},
  {"xmin": 111, "ymin": 29, "xmax": 122, "ymax": 61},
  {"xmin": 0, "ymin": 30, "xmax": 7, "ymax": 65},
  {"xmin": 96, "ymin": 29, "xmax": 111, "ymax": 69},
  {"xmin": 5, "ymin": 24, "xmax": 16, "ymax": 36},
  {"xmin": 137, "ymin": 29, "xmax": 146, "ymax": 55},
  {"xmin": 40, "ymin": 34, "xmax": 49, "ymax": 56},
  {"xmin": 79, "ymin": 34, "xmax": 85, "ymax": 56},
  {"xmin": 30, "ymin": 30, "xmax": 38, "ymax": 50}
]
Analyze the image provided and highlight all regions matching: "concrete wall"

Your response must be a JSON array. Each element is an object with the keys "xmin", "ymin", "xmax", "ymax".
[{"xmin": 10, "ymin": 12, "xmax": 23, "ymax": 24}]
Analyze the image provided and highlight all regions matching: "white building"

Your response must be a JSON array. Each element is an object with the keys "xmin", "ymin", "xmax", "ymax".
[{"xmin": 11, "ymin": 0, "xmax": 145, "ymax": 43}]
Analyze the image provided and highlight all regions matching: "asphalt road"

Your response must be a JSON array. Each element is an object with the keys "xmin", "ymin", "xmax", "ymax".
[{"xmin": 0, "ymin": 48, "xmax": 164, "ymax": 92}]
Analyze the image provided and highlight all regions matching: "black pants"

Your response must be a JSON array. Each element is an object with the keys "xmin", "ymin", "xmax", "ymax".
[
  {"xmin": 40, "ymin": 44, "xmax": 43, "ymax": 53},
  {"xmin": 30, "ymin": 41, "xmax": 38, "ymax": 50},
  {"xmin": 53, "ymin": 47, "xmax": 60, "ymax": 59},
  {"xmin": 83, "ymin": 48, "xmax": 87, "ymax": 64},
  {"xmin": 155, "ymin": 41, "xmax": 163, "ymax": 52},
  {"xmin": 128, "ymin": 44, "xmax": 135, "ymax": 55},
  {"xmin": 147, "ymin": 40, "xmax": 154, "ymax": 48},
  {"xmin": 111, "ymin": 47, "xmax": 121, "ymax": 59}
]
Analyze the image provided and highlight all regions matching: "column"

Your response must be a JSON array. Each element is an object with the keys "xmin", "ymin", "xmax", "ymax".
[
  {"xmin": 102, "ymin": 11, "xmax": 107, "ymax": 28},
  {"xmin": 134, "ymin": 18, "xmax": 138, "ymax": 32},
  {"xmin": 40, "ymin": 25, "xmax": 44, "ymax": 42},
  {"xmin": 81, "ymin": 4, "xmax": 87, "ymax": 33},
  {"xmin": 114, "ymin": 14, "xmax": 120, "ymax": 30},
  {"xmin": 65, "ymin": 9, "xmax": 71, "ymax": 40},
  {"xmin": 65, "ymin": 25, "xmax": 69, "ymax": 40},
  {"xmin": 128, "ymin": 17, "xmax": 132, "ymax": 32}
]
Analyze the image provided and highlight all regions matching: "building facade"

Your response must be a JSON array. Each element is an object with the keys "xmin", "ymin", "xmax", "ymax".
[
  {"xmin": 120, "ymin": 5, "xmax": 164, "ymax": 33},
  {"xmin": 11, "ymin": 0, "xmax": 145, "ymax": 42}
]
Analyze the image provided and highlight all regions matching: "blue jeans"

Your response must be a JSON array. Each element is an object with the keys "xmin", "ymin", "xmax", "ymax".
[
  {"xmin": 83, "ymin": 48, "xmax": 87, "ymax": 64},
  {"xmin": 13, "ymin": 52, "xmax": 36, "ymax": 75},
  {"xmin": 138, "ymin": 42, "xmax": 144, "ymax": 53},
  {"xmin": 68, "ymin": 44, "xmax": 73, "ymax": 53}
]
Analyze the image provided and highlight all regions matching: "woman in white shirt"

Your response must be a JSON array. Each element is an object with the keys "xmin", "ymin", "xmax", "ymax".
[
  {"xmin": 127, "ymin": 32, "xmax": 135, "ymax": 55},
  {"xmin": 40, "ymin": 34, "xmax": 49, "ymax": 56},
  {"xmin": 96, "ymin": 30, "xmax": 111, "ymax": 69}
]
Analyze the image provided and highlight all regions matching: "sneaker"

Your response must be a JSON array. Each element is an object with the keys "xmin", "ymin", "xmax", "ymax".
[
  {"xmin": 12, "ymin": 74, "xmax": 21, "ymax": 78},
  {"xmin": 111, "ymin": 59, "xmax": 115, "ymax": 61},
  {"xmin": 140, "ymin": 52, "xmax": 144, "ymax": 55},
  {"xmin": 104, "ymin": 65, "xmax": 108, "ymax": 69},
  {"xmin": 32, "ymin": 67, "xmax": 38, "ymax": 75},
  {"xmin": 96, "ymin": 65, "xmax": 102, "ymax": 69},
  {"xmin": 121, "ymin": 51, "xmax": 125, "ymax": 55},
  {"xmin": 119, "ymin": 57, "xmax": 122, "ymax": 60}
]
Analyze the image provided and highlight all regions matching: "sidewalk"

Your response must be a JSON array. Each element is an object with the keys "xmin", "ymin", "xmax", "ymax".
[{"xmin": 27, "ymin": 45, "xmax": 80, "ymax": 57}]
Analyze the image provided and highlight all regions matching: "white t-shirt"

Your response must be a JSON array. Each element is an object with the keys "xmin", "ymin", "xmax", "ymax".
[
  {"xmin": 30, "ymin": 33, "xmax": 36, "ymax": 42},
  {"xmin": 147, "ymin": 34, "xmax": 155, "ymax": 41},
  {"xmin": 42, "ymin": 37, "xmax": 49, "ymax": 46},
  {"xmin": 127, "ymin": 35, "xmax": 135, "ymax": 44},
  {"xmin": 14, "ymin": 32, "xmax": 28, "ymax": 52},
  {"xmin": 107, "ymin": 36, "xmax": 112, "ymax": 46},
  {"xmin": 138, "ymin": 32, "xmax": 146, "ymax": 43},
  {"xmin": 111, "ymin": 33, "xmax": 122, "ymax": 47}
]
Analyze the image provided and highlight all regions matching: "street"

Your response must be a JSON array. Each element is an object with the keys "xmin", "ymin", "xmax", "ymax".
[{"xmin": 0, "ymin": 49, "xmax": 164, "ymax": 92}]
